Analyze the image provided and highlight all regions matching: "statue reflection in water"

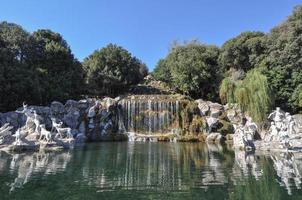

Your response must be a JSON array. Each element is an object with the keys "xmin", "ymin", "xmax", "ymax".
[
  {"xmin": 271, "ymin": 152, "xmax": 302, "ymax": 195},
  {"xmin": 2, "ymin": 143, "xmax": 302, "ymax": 196},
  {"xmin": 0, "ymin": 151, "xmax": 71, "ymax": 193},
  {"xmin": 233, "ymin": 150, "xmax": 263, "ymax": 181}
]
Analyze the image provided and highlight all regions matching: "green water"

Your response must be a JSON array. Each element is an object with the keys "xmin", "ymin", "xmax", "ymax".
[{"xmin": 0, "ymin": 142, "xmax": 302, "ymax": 200}]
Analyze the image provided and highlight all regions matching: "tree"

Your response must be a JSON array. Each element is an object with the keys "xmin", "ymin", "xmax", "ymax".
[
  {"xmin": 31, "ymin": 29, "xmax": 85, "ymax": 104},
  {"xmin": 220, "ymin": 69, "xmax": 273, "ymax": 123},
  {"xmin": 0, "ymin": 22, "xmax": 37, "ymax": 111},
  {"xmin": 219, "ymin": 31, "xmax": 267, "ymax": 72},
  {"xmin": 0, "ymin": 22, "xmax": 85, "ymax": 111},
  {"xmin": 264, "ymin": 5, "xmax": 302, "ymax": 113},
  {"xmin": 153, "ymin": 59, "xmax": 172, "ymax": 83},
  {"xmin": 154, "ymin": 41, "xmax": 221, "ymax": 100},
  {"xmin": 83, "ymin": 43, "xmax": 148, "ymax": 96}
]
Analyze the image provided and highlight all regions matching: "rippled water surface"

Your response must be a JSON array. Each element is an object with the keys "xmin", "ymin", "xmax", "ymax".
[{"xmin": 1, "ymin": 142, "xmax": 302, "ymax": 199}]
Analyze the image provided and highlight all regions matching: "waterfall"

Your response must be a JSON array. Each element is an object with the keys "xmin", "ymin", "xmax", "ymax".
[
  {"xmin": 119, "ymin": 95, "xmax": 182, "ymax": 134},
  {"xmin": 117, "ymin": 107, "xmax": 126, "ymax": 133}
]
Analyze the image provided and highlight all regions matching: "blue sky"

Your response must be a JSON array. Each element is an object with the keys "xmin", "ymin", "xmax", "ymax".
[{"xmin": 1, "ymin": 0, "xmax": 301, "ymax": 70}]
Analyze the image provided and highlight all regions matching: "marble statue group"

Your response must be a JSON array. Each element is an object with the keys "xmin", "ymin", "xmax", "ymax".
[
  {"xmin": 13, "ymin": 102, "xmax": 73, "ymax": 144},
  {"xmin": 265, "ymin": 107, "xmax": 299, "ymax": 149}
]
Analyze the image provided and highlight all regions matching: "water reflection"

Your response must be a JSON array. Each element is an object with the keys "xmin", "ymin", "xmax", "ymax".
[
  {"xmin": 232, "ymin": 151, "xmax": 263, "ymax": 181},
  {"xmin": 0, "ymin": 151, "xmax": 71, "ymax": 193},
  {"xmin": 1, "ymin": 143, "xmax": 302, "ymax": 199},
  {"xmin": 270, "ymin": 152, "xmax": 302, "ymax": 195}
]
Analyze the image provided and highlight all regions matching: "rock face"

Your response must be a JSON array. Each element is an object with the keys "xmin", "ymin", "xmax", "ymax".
[
  {"xmin": 0, "ymin": 97, "xmax": 128, "ymax": 152},
  {"xmin": 195, "ymin": 99, "xmax": 253, "ymax": 145},
  {"xmin": 2, "ymin": 94, "xmax": 300, "ymax": 154},
  {"xmin": 0, "ymin": 123, "xmax": 14, "ymax": 145},
  {"xmin": 206, "ymin": 132, "xmax": 224, "ymax": 144}
]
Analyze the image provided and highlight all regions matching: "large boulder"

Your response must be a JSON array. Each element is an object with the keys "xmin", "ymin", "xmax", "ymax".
[
  {"xmin": 206, "ymin": 116, "xmax": 219, "ymax": 133},
  {"xmin": 50, "ymin": 101, "xmax": 65, "ymax": 118},
  {"xmin": 225, "ymin": 105, "xmax": 244, "ymax": 125},
  {"xmin": 208, "ymin": 102, "xmax": 223, "ymax": 118},
  {"xmin": 0, "ymin": 112, "xmax": 22, "ymax": 131},
  {"xmin": 206, "ymin": 132, "xmax": 224, "ymax": 144},
  {"xmin": 195, "ymin": 99, "xmax": 210, "ymax": 116},
  {"xmin": 63, "ymin": 102, "xmax": 80, "ymax": 130}
]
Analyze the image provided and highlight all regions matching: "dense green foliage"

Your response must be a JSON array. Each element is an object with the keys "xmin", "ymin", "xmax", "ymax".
[
  {"xmin": 219, "ymin": 31, "xmax": 267, "ymax": 72},
  {"xmin": 2, "ymin": 4, "xmax": 302, "ymax": 116},
  {"xmin": 219, "ymin": 6, "xmax": 302, "ymax": 113},
  {"xmin": 31, "ymin": 29, "xmax": 85, "ymax": 103},
  {"xmin": 83, "ymin": 44, "xmax": 148, "ymax": 97},
  {"xmin": 154, "ymin": 5, "xmax": 302, "ymax": 114},
  {"xmin": 0, "ymin": 22, "xmax": 147, "ymax": 111},
  {"xmin": 152, "ymin": 59, "xmax": 171, "ymax": 83},
  {"xmin": 0, "ymin": 22, "xmax": 85, "ymax": 111},
  {"xmin": 153, "ymin": 41, "xmax": 221, "ymax": 100},
  {"xmin": 263, "ymin": 6, "xmax": 302, "ymax": 113}
]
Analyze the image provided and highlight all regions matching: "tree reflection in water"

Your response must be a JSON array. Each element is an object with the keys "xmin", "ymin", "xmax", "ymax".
[{"xmin": 0, "ymin": 143, "xmax": 302, "ymax": 199}]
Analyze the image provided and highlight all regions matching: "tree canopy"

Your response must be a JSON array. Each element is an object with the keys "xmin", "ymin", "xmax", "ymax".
[
  {"xmin": 219, "ymin": 31, "xmax": 267, "ymax": 72},
  {"xmin": 83, "ymin": 43, "xmax": 148, "ymax": 97},
  {"xmin": 263, "ymin": 5, "xmax": 302, "ymax": 113},
  {"xmin": 0, "ymin": 22, "xmax": 84, "ymax": 111},
  {"xmin": 153, "ymin": 41, "xmax": 221, "ymax": 100},
  {"xmin": 1, "ymin": 4, "xmax": 302, "ymax": 116}
]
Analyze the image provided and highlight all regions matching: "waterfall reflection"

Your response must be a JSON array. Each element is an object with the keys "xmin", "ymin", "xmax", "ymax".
[{"xmin": 1, "ymin": 143, "xmax": 302, "ymax": 196}]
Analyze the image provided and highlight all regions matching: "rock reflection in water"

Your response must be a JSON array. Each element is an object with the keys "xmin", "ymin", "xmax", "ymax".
[{"xmin": 1, "ymin": 143, "xmax": 302, "ymax": 199}]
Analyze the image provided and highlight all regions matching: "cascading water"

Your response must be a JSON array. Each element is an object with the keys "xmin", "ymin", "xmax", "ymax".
[{"xmin": 118, "ymin": 95, "xmax": 182, "ymax": 134}]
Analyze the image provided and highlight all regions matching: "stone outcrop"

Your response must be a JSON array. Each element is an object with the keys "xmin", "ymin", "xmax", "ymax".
[
  {"xmin": 195, "ymin": 99, "xmax": 250, "ymax": 145},
  {"xmin": 0, "ymin": 93, "xmax": 300, "ymax": 153},
  {"xmin": 0, "ymin": 97, "xmax": 128, "ymax": 152}
]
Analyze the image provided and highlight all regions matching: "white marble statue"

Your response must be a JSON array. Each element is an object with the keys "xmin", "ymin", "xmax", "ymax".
[
  {"xmin": 16, "ymin": 103, "xmax": 33, "ymax": 130},
  {"xmin": 50, "ymin": 118, "xmax": 73, "ymax": 139},
  {"xmin": 266, "ymin": 122, "xmax": 279, "ymax": 142},
  {"xmin": 51, "ymin": 118, "xmax": 61, "ymax": 133},
  {"xmin": 38, "ymin": 124, "xmax": 52, "ymax": 142},
  {"xmin": 54, "ymin": 122, "xmax": 73, "ymax": 139},
  {"xmin": 33, "ymin": 110, "xmax": 41, "ymax": 134},
  {"xmin": 233, "ymin": 117, "xmax": 257, "ymax": 150},
  {"xmin": 286, "ymin": 112, "xmax": 296, "ymax": 136},
  {"xmin": 268, "ymin": 107, "xmax": 285, "ymax": 130}
]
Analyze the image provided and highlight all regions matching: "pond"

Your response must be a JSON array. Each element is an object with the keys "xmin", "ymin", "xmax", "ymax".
[{"xmin": 0, "ymin": 142, "xmax": 302, "ymax": 200}]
